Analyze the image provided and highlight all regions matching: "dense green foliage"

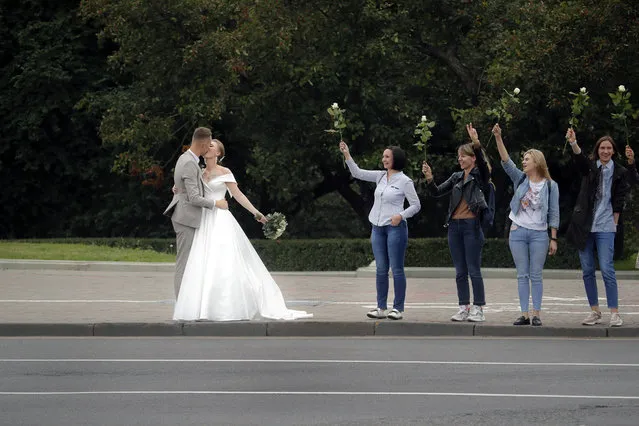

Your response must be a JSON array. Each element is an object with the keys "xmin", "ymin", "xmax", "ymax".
[
  {"xmin": 1, "ymin": 0, "xmax": 638, "ymax": 254},
  {"xmin": 16, "ymin": 237, "xmax": 592, "ymax": 270}
]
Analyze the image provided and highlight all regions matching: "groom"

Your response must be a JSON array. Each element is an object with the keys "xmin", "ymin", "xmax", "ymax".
[{"xmin": 164, "ymin": 127, "xmax": 228, "ymax": 297}]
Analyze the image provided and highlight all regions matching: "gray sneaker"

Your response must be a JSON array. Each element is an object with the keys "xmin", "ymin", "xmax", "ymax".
[
  {"xmin": 451, "ymin": 305, "xmax": 469, "ymax": 322},
  {"xmin": 610, "ymin": 312, "xmax": 623, "ymax": 327},
  {"xmin": 582, "ymin": 310, "xmax": 602, "ymax": 326},
  {"xmin": 468, "ymin": 305, "xmax": 486, "ymax": 322},
  {"xmin": 367, "ymin": 308, "xmax": 387, "ymax": 319}
]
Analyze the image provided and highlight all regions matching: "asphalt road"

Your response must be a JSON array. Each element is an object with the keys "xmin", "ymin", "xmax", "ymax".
[{"xmin": 1, "ymin": 337, "xmax": 639, "ymax": 425}]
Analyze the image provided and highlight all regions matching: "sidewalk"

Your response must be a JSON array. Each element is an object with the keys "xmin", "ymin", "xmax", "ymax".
[{"xmin": 1, "ymin": 260, "xmax": 638, "ymax": 338}]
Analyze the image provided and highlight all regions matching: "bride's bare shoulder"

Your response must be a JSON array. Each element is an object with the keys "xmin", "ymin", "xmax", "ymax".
[{"xmin": 220, "ymin": 167, "xmax": 233, "ymax": 176}]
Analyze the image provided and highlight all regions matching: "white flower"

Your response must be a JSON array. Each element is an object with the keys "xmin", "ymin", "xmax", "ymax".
[
  {"xmin": 421, "ymin": 115, "xmax": 427, "ymax": 122},
  {"xmin": 618, "ymin": 85, "xmax": 626, "ymax": 93},
  {"xmin": 332, "ymin": 102, "xmax": 339, "ymax": 109},
  {"xmin": 580, "ymin": 87, "xmax": 587, "ymax": 94},
  {"xmin": 513, "ymin": 87, "xmax": 521, "ymax": 95}
]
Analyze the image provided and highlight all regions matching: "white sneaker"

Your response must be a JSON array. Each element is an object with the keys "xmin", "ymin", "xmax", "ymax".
[
  {"xmin": 468, "ymin": 305, "xmax": 486, "ymax": 322},
  {"xmin": 451, "ymin": 305, "xmax": 469, "ymax": 322},
  {"xmin": 610, "ymin": 313, "xmax": 623, "ymax": 327},
  {"xmin": 387, "ymin": 309, "xmax": 403, "ymax": 320},
  {"xmin": 366, "ymin": 308, "xmax": 386, "ymax": 319},
  {"xmin": 582, "ymin": 310, "xmax": 602, "ymax": 326}
]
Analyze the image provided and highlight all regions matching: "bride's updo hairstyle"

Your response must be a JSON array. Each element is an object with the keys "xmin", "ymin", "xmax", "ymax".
[{"xmin": 213, "ymin": 139, "xmax": 225, "ymax": 163}]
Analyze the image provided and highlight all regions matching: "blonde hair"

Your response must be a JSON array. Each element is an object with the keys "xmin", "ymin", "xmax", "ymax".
[
  {"xmin": 458, "ymin": 143, "xmax": 493, "ymax": 173},
  {"xmin": 212, "ymin": 139, "xmax": 225, "ymax": 162},
  {"xmin": 523, "ymin": 149, "xmax": 552, "ymax": 181}
]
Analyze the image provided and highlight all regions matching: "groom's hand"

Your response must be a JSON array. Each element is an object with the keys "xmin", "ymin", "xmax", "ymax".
[{"xmin": 215, "ymin": 199, "xmax": 228, "ymax": 210}]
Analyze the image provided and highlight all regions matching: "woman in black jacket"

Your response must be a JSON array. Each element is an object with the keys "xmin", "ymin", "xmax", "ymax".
[
  {"xmin": 565, "ymin": 128, "xmax": 632, "ymax": 327},
  {"xmin": 422, "ymin": 124, "xmax": 492, "ymax": 323}
]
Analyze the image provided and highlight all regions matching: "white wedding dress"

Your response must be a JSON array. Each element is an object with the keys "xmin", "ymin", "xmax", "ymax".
[{"xmin": 173, "ymin": 173, "xmax": 313, "ymax": 321}]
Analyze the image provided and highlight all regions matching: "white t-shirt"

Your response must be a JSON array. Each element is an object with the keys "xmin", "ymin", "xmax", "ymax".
[{"xmin": 509, "ymin": 179, "xmax": 548, "ymax": 231}]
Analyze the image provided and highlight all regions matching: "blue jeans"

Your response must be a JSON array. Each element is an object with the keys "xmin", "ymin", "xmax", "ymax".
[
  {"xmin": 508, "ymin": 225, "xmax": 549, "ymax": 312},
  {"xmin": 447, "ymin": 218, "xmax": 485, "ymax": 306},
  {"xmin": 578, "ymin": 232, "xmax": 618, "ymax": 309},
  {"xmin": 371, "ymin": 221, "xmax": 408, "ymax": 311}
]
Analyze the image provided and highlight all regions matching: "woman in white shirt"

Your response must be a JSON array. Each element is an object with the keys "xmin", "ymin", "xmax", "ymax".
[
  {"xmin": 339, "ymin": 141, "xmax": 421, "ymax": 320},
  {"xmin": 493, "ymin": 124, "xmax": 559, "ymax": 326}
]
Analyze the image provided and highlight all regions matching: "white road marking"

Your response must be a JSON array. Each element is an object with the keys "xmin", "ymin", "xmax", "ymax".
[
  {"xmin": 0, "ymin": 390, "xmax": 637, "ymax": 399},
  {"xmin": 1, "ymin": 359, "xmax": 638, "ymax": 367}
]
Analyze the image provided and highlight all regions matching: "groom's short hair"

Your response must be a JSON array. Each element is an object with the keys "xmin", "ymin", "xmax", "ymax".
[{"xmin": 192, "ymin": 127, "xmax": 212, "ymax": 143}]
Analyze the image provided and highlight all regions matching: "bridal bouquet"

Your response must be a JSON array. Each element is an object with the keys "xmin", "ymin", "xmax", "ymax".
[{"xmin": 263, "ymin": 212, "xmax": 287, "ymax": 240}]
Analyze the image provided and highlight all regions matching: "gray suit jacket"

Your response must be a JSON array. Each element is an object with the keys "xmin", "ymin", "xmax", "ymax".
[{"xmin": 163, "ymin": 150, "xmax": 217, "ymax": 228}]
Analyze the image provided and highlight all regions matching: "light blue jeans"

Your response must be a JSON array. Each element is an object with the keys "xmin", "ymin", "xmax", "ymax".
[
  {"xmin": 509, "ymin": 225, "xmax": 549, "ymax": 312},
  {"xmin": 578, "ymin": 232, "xmax": 618, "ymax": 309}
]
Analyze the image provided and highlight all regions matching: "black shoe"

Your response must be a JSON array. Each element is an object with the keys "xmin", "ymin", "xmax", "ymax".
[
  {"xmin": 513, "ymin": 316, "xmax": 530, "ymax": 326},
  {"xmin": 531, "ymin": 316, "xmax": 542, "ymax": 327}
]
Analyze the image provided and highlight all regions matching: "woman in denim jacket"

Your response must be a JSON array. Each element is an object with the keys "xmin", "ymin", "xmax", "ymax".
[
  {"xmin": 339, "ymin": 141, "xmax": 421, "ymax": 320},
  {"xmin": 422, "ymin": 124, "xmax": 491, "ymax": 322},
  {"xmin": 493, "ymin": 124, "xmax": 559, "ymax": 327}
]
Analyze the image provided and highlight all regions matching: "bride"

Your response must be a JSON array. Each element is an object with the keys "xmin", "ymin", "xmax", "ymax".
[{"xmin": 173, "ymin": 139, "xmax": 313, "ymax": 321}]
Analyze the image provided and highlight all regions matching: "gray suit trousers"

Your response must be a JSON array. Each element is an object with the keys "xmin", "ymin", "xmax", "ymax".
[{"xmin": 172, "ymin": 220, "xmax": 196, "ymax": 298}]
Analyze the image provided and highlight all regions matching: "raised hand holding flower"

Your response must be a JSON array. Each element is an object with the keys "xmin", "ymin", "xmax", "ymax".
[{"xmin": 565, "ymin": 86, "xmax": 591, "ymax": 153}]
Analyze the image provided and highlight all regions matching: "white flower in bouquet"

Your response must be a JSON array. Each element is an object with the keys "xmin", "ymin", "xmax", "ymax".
[{"xmin": 262, "ymin": 212, "xmax": 287, "ymax": 240}]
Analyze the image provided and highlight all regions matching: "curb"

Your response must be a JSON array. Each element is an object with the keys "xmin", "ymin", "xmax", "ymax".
[
  {"xmin": 0, "ymin": 322, "xmax": 636, "ymax": 338},
  {"xmin": 2, "ymin": 259, "xmax": 638, "ymax": 280}
]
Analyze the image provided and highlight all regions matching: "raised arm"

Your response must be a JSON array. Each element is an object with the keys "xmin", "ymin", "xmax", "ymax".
[
  {"xmin": 182, "ymin": 162, "xmax": 226, "ymax": 210},
  {"xmin": 565, "ymin": 128, "xmax": 593, "ymax": 176},
  {"xmin": 466, "ymin": 123, "xmax": 490, "ymax": 184},
  {"xmin": 626, "ymin": 145, "xmax": 639, "ymax": 185},
  {"xmin": 492, "ymin": 124, "xmax": 510, "ymax": 163},
  {"xmin": 339, "ymin": 141, "xmax": 384, "ymax": 183}
]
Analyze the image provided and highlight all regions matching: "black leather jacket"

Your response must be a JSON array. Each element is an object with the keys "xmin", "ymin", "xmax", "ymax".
[
  {"xmin": 566, "ymin": 151, "xmax": 631, "ymax": 250},
  {"xmin": 426, "ymin": 146, "xmax": 491, "ymax": 225}
]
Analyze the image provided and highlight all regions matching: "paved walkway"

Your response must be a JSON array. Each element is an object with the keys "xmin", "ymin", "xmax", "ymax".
[{"xmin": 1, "ymin": 260, "xmax": 638, "ymax": 337}]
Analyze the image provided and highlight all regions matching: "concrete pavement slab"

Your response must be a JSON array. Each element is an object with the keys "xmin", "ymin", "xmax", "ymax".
[{"xmin": 0, "ymin": 261, "xmax": 638, "ymax": 337}]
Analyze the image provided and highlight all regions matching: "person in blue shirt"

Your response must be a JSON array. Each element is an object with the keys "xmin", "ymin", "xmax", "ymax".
[
  {"xmin": 492, "ymin": 124, "xmax": 559, "ymax": 327},
  {"xmin": 339, "ymin": 141, "xmax": 421, "ymax": 320},
  {"xmin": 565, "ymin": 128, "xmax": 631, "ymax": 327}
]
